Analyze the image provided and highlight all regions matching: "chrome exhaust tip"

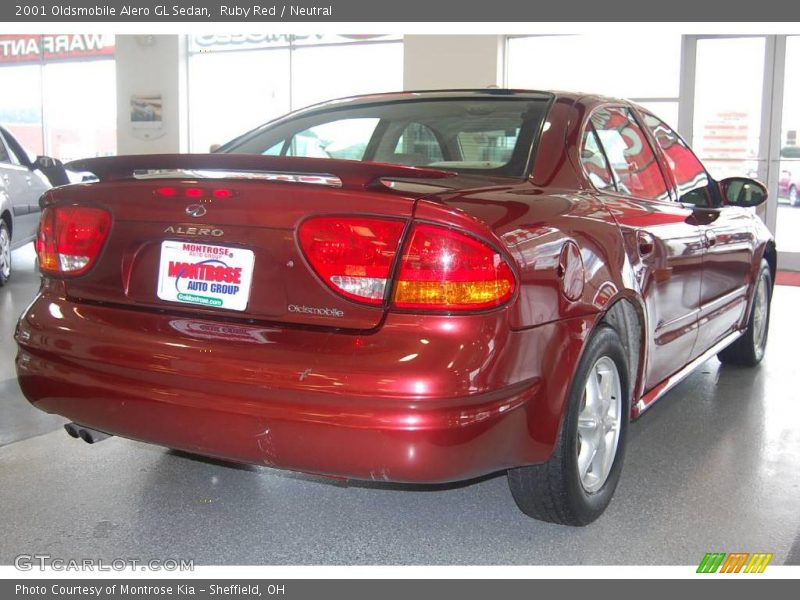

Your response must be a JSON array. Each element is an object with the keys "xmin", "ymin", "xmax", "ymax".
[{"xmin": 64, "ymin": 422, "xmax": 111, "ymax": 444}]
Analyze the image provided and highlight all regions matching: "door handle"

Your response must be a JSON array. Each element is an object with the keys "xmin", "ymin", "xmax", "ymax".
[
  {"xmin": 637, "ymin": 230, "xmax": 655, "ymax": 257},
  {"xmin": 705, "ymin": 230, "xmax": 717, "ymax": 247}
]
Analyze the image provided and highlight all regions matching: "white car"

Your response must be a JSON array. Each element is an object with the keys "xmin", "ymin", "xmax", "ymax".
[{"xmin": 0, "ymin": 126, "xmax": 64, "ymax": 285}]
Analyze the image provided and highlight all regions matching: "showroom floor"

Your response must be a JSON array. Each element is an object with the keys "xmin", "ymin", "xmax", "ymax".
[{"xmin": 1, "ymin": 244, "xmax": 799, "ymax": 566}]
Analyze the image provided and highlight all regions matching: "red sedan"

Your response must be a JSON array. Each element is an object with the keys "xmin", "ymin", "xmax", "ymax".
[
  {"xmin": 778, "ymin": 168, "xmax": 800, "ymax": 206},
  {"xmin": 15, "ymin": 90, "xmax": 775, "ymax": 525}
]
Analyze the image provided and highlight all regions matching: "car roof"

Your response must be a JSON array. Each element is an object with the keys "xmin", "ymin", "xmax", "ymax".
[{"xmin": 283, "ymin": 89, "xmax": 642, "ymax": 120}]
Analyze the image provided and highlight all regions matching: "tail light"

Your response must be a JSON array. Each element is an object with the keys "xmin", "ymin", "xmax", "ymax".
[
  {"xmin": 299, "ymin": 216, "xmax": 405, "ymax": 305},
  {"xmin": 392, "ymin": 224, "xmax": 515, "ymax": 310},
  {"xmin": 36, "ymin": 206, "xmax": 112, "ymax": 276}
]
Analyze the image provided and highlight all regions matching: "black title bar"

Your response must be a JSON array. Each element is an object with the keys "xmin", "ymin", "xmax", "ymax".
[{"xmin": 4, "ymin": 0, "xmax": 800, "ymax": 22}]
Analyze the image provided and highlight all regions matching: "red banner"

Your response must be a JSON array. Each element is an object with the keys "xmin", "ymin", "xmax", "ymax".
[{"xmin": 0, "ymin": 34, "xmax": 114, "ymax": 64}]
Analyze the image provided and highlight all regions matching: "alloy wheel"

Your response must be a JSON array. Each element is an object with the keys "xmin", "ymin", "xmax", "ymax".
[
  {"xmin": 752, "ymin": 271, "xmax": 769, "ymax": 360},
  {"xmin": 0, "ymin": 226, "xmax": 10, "ymax": 280},
  {"xmin": 576, "ymin": 356, "xmax": 622, "ymax": 493}
]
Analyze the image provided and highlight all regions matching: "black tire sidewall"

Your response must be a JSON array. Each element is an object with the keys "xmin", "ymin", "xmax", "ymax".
[{"xmin": 560, "ymin": 325, "xmax": 631, "ymax": 522}]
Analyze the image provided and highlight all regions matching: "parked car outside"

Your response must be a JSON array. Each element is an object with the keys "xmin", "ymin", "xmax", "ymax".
[
  {"xmin": 778, "ymin": 168, "xmax": 800, "ymax": 206},
  {"xmin": 15, "ymin": 90, "xmax": 775, "ymax": 525}
]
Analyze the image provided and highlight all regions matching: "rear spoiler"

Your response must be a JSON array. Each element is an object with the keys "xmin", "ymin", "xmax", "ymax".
[{"xmin": 66, "ymin": 154, "xmax": 456, "ymax": 190}]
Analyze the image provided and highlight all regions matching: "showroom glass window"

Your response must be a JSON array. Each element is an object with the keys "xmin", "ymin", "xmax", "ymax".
[
  {"xmin": 187, "ymin": 35, "xmax": 403, "ymax": 153},
  {"xmin": 0, "ymin": 34, "xmax": 116, "ymax": 161},
  {"xmin": 590, "ymin": 107, "xmax": 670, "ymax": 201},
  {"xmin": 506, "ymin": 34, "xmax": 682, "ymax": 126}
]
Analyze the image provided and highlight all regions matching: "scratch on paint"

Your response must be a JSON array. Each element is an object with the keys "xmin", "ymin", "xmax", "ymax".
[
  {"xmin": 256, "ymin": 427, "xmax": 277, "ymax": 467},
  {"xmin": 299, "ymin": 368, "xmax": 312, "ymax": 382},
  {"xmin": 369, "ymin": 467, "xmax": 390, "ymax": 482}
]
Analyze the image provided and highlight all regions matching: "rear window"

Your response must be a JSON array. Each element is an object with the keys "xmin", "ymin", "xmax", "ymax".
[{"xmin": 220, "ymin": 97, "xmax": 551, "ymax": 177}]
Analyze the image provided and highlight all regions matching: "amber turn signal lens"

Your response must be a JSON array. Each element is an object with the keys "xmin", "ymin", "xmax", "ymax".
[{"xmin": 392, "ymin": 224, "xmax": 515, "ymax": 311}]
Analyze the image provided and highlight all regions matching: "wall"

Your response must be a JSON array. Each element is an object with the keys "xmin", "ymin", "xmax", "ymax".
[{"xmin": 403, "ymin": 35, "xmax": 504, "ymax": 90}]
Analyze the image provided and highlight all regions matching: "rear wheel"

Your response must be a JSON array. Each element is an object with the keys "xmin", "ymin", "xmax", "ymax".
[
  {"xmin": 507, "ymin": 325, "xmax": 630, "ymax": 525},
  {"xmin": 717, "ymin": 259, "xmax": 772, "ymax": 366},
  {"xmin": 0, "ymin": 221, "xmax": 11, "ymax": 286},
  {"xmin": 790, "ymin": 185, "xmax": 799, "ymax": 207}
]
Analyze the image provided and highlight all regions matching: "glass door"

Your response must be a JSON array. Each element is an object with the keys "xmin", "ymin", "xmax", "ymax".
[
  {"xmin": 776, "ymin": 36, "xmax": 800, "ymax": 270},
  {"xmin": 692, "ymin": 37, "xmax": 767, "ymax": 199},
  {"xmin": 687, "ymin": 35, "xmax": 800, "ymax": 270}
]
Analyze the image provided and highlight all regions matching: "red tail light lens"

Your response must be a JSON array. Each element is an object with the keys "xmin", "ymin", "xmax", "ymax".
[
  {"xmin": 298, "ymin": 217, "xmax": 405, "ymax": 305},
  {"xmin": 36, "ymin": 206, "xmax": 112, "ymax": 276},
  {"xmin": 392, "ymin": 224, "xmax": 515, "ymax": 310}
]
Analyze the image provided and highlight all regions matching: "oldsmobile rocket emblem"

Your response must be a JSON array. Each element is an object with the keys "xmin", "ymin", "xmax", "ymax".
[{"xmin": 185, "ymin": 204, "xmax": 207, "ymax": 218}]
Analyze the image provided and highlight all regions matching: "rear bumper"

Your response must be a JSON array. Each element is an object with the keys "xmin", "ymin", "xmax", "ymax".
[{"xmin": 15, "ymin": 292, "xmax": 595, "ymax": 483}]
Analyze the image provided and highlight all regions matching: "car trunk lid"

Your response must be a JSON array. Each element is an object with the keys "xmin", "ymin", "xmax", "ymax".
[{"xmin": 49, "ymin": 155, "xmax": 455, "ymax": 330}]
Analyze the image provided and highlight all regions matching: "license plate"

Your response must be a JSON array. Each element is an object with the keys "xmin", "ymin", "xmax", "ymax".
[{"xmin": 156, "ymin": 240, "xmax": 255, "ymax": 311}]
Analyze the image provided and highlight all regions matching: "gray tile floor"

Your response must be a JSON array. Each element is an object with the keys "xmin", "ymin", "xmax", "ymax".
[{"xmin": 1, "ymin": 243, "xmax": 799, "ymax": 565}]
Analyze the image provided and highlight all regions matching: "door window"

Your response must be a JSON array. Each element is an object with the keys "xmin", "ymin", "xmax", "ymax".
[
  {"xmin": 591, "ymin": 107, "xmax": 670, "ymax": 201},
  {"xmin": 643, "ymin": 113, "xmax": 713, "ymax": 207}
]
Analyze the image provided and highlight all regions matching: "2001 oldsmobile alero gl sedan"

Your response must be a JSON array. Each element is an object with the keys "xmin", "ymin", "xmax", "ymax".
[{"xmin": 15, "ymin": 90, "xmax": 775, "ymax": 525}]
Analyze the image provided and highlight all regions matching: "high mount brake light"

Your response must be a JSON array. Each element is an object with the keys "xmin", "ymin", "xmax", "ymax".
[
  {"xmin": 299, "ymin": 217, "xmax": 515, "ymax": 311},
  {"xmin": 36, "ymin": 206, "xmax": 112, "ymax": 276},
  {"xmin": 392, "ymin": 224, "xmax": 515, "ymax": 310},
  {"xmin": 299, "ymin": 217, "xmax": 405, "ymax": 305},
  {"xmin": 154, "ymin": 186, "xmax": 234, "ymax": 198}
]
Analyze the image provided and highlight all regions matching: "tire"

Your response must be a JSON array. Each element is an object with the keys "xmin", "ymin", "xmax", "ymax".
[
  {"xmin": 0, "ymin": 221, "xmax": 11, "ymax": 286},
  {"xmin": 717, "ymin": 259, "xmax": 772, "ymax": 367},
  {"xmin": 790, "ymin": 185, "xmax": 799, "ymax": 208},
  {"xmin": 507, "ymin": 324, "xmax": 630, "ymax": 526}
]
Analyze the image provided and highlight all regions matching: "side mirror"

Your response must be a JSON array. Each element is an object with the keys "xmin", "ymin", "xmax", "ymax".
[
  {"xmin": 33, "ymin": 155, "xmax": 57, "ymax": 170},
  {"xmin": 719, "ymin": 177, "xmax": 767, "ymax": 207},
  {"xmin": 209, "ymin": 144, "xmax": 221, "ymax": 153}
]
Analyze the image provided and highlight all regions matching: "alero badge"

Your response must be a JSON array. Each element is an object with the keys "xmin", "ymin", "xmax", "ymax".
[{"xmin": 164, "ymin": 225, "xmax": 224, "ymax": 237}]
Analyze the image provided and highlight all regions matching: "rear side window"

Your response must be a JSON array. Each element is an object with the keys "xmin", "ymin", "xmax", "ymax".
[
  {"xmin": 581, "ymin": 125, "xmax": 615, "ymax": 191},
  {"xmin": 392, "ymin": 122, "xmax": 445, "ymax": 165},
  {"xmin": 642, "ymin": 113, "xmax": 712, "ymax": 207},
  {"xmin": 284, "ymin": 118, "xmax": 380, "ymax": 161},
  {"xmin": 456, "ymin": 128, "xmax": 519, "ymax": 165},
  {"xmin": 591, "ymin": 107, "xmax": 670, "ymax": 201}
]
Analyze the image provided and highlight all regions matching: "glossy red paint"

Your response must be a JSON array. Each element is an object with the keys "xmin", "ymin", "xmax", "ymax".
[{"xmin": 15, "ymin": 90, "xmax": 775, "ymax": 483}]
